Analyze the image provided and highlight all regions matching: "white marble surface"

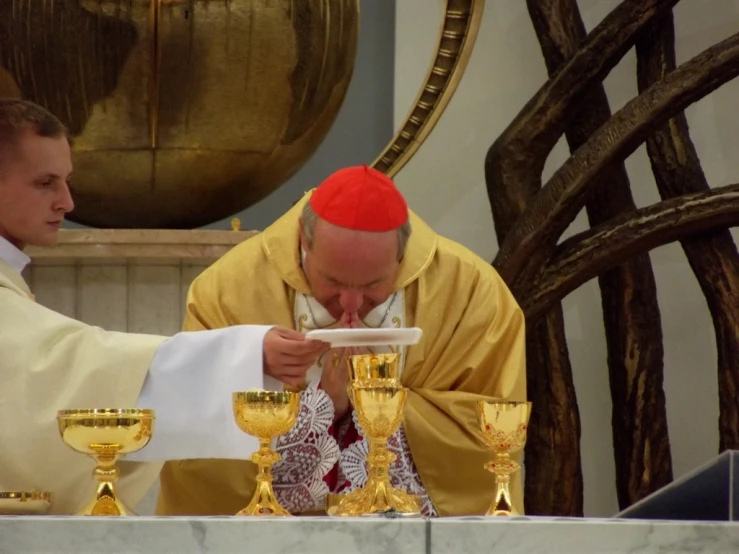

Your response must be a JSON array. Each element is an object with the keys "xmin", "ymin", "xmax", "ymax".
[
  {"xmin": 0, "ymin": 516, "xmax": 427, "ymax": 554},
  {"xmin": 431, "ymin": 516, "xmax": 739, "ymax": 553},
  {"xmin": 2, "ymin": 516, "xmax": 739, "ymax": 553}
]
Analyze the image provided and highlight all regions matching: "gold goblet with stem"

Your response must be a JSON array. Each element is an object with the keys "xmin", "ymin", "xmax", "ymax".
[
  {"xmin": 335, "ymin": 353, "xmax": 420, "ymax": 517},
  {"xmin": 57, "ymin": 408, "xmax": 154, "ymax": 516},
  {"xmin": 232, "ymin": 390, "xmax": 300, "ymax": 516},
  {"xmin": 477, "ymin": 400, "xmax": 531, "ymax": 516}
]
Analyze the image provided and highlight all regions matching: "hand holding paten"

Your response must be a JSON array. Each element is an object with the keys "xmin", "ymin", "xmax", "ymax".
[{"xmin": 263, "ymin": 326, "xmax": 328, "ymax": 387}]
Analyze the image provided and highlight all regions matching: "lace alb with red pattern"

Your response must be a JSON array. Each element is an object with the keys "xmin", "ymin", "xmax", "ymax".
[{"xmin": 271, "ymin": 386, "xmax": 436, "ymax": 516}]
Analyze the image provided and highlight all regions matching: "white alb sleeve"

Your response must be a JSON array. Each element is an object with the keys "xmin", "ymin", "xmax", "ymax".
[{"xmin": 128, "ymin": 325, "xmax": 278, "ymax": 462}]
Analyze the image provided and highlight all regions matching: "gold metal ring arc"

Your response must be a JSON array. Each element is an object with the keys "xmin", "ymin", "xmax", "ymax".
[{"xmin": 371, "ymin": 0, "xmax": 485, "ymax": 178}]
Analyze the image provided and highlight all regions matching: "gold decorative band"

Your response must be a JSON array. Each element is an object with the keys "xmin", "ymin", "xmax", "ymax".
[{"xmin": 371, "ymin": 0, "xmax": 485, "ymax": 177}]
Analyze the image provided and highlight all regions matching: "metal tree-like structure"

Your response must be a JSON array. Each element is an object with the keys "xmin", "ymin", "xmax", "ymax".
[{"xmin": 486, "ymin": 0, "xmax": 739, "ymax": 515}]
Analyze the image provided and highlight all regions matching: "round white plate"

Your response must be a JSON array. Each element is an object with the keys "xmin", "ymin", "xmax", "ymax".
[{"xmin": 305, "ymin": 327, "xmax": 422, "ymax": 347}]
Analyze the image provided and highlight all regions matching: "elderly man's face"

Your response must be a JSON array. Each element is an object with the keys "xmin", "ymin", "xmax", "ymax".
[
  {"xmin": 0, "ymin": 130, "xmax": 74, "ymax": 249},
  {"xmin": 300, "ymin": 218, "xmax": 400, "ymax": 323}
]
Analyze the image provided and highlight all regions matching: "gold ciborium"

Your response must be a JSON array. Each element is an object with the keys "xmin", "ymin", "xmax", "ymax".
[
  {"xmin": 334, "ymin": 362, "xmax": 421, "ymax": 516},
  {"xmin": 232, "ymin": 390, "xmax": 300, "ymax": 516},
  {"xmin": 57, "ymin": 408, "xmax": 154, "ymax": 516},
  {"xmin": 477, "ymin": 400, "xmax": 531, "ymax": 516}
]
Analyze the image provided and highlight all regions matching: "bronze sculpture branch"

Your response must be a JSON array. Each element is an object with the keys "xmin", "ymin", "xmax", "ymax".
[
  {"xmin": 636, "ymin": 12, "xmax": 739, "ymax": 452},
  {"xmin": 524, "ymin": 184, "xmax": 739, "ymax": 320}
]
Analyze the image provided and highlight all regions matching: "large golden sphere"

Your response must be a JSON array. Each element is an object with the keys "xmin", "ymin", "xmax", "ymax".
[{"xmin": 0, "ymin": 0, "xmax": 359, "ymax": 228}]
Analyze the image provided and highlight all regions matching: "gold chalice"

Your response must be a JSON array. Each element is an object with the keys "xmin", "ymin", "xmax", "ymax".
[
  {"xmin": 232, "ymin": 390, "xmax": 300, "ymax": 516},
  {"xmin": 477, "ymin": 400, "xmax": 531, "ymax": 516},
  {"xmin": 347, "ymin": 352, "xmax": 401, "ymax": 387},
  {"xmin": 57, "ymin": 408, "xmax": 154, "ymax": 516},
  {"xmin": 334, "ymin": 382, "xmax": 421, "ymax": 517}
]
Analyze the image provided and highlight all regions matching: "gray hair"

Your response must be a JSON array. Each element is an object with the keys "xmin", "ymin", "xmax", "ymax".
[{"xmin": 301, "ymin": 201, "xmax": 412, "ymax": 261}]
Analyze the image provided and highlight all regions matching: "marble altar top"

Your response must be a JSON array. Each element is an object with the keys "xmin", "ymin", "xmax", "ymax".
[{"xmin": 1, "ymin": 515, "xmax": 738, "ymax": 554}]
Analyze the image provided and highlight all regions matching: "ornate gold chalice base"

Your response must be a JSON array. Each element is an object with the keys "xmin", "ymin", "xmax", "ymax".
[
  {"xmin": 57, "ymin": 409, "xmax": 154, "ymax": 516},
  {"xmin": 477, "ymin": 400, "xmax": 532, "ymax": 516},
  {"xmin": 0, "ymin": 492, "xmax": 52, "ymax": 515},
  {"xmin": 334, "ymin": 384, "xmax": 421, "ymax": 517},
  {"xmin": 347, "ymin": 353, "xmax": 401, "ymax": 387},
  {"xmin": 232, "ymin": 390, "xmax": 300, "ymax": 517}
]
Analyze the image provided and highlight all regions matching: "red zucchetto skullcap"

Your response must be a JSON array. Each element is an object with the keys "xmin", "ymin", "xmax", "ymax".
[{"xmin": 309, "ymin": 165, "xmax": 409, "ymax": 232}]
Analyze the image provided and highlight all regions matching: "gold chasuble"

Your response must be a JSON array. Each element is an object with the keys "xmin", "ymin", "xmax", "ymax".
[
  {"xmin": 157, "ymin": 193, "xmax": 526, "ymax": 517},
  {"xmin": 0, "ymin": 260, "xmax": 165, "ymax": 514}
]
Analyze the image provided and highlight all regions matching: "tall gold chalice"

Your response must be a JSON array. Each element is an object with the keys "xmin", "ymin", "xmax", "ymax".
[
  {"xmin": 57, "ymin": 408, "xmax": 154, "ymax": 516},
  {"xmin": 477, "ymin": 400, "xmax": 531, "ymax": 516},
  {"xmin": 232, "ymin": 390, "xmax": 300, "ymax": 516},
  {"xmin": 334, "ymin": 353, "xmax": 421, "ymax": 517}
]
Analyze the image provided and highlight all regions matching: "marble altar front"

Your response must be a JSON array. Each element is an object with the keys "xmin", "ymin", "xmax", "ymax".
[{"xmin": 0, "ymin": 516, "xmax": 737, "ymax": 553}]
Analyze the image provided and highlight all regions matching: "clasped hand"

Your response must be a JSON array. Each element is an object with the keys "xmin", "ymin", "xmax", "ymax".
[
  {"xmin": 319, "ymin": 313, "xmax": 364, "ymax": 422},
  {"xmin": 319, "ymin": 345, "xmax": 358, "ymax": 422}
]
